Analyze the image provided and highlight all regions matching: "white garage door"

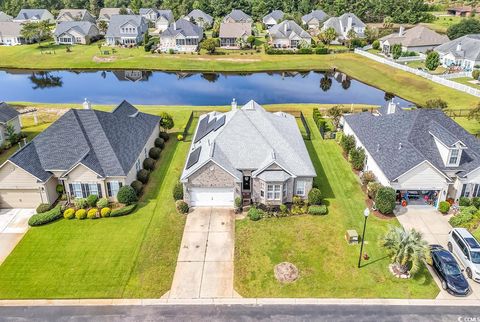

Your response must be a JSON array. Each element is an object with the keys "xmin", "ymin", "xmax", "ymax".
[
  {"xmin": 190, "ymin": 187, "xmax": 234, "ymax": 207},
  {"xmin": 0, "ymin": 189, "xmax": 42, "ymax": 208}
]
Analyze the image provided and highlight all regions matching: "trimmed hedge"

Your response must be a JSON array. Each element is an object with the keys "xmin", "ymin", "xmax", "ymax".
[
  {"xmin": 87, "ymin": 208, "xmax": 98, "ymax": 219},
  {"xmin": 247, "ymin": 207, "xmax": 264, "ymax": 221},
  {"xmin": 117, "ymin": 186, "xmax": 138, "ymax": 205},
  {"xmin": 36, "ymin": 203, "xmax": 51, "ymax": 214},
  {"xmin": 172, "ymin": 182, "xmax": 184, "ymax": 201},
  {"xmin": 96, "ymin": 198, "xmax": 109, "ymax": 209},
  {"xmin": 159, "ymin": 131, "xmax": 169, "ymax": 141},
  {"xmin": 110, "ymin": 203, "xmax": 137, "ymax": 217},
  {"xmin": 143, "ymin": 157, "xmax": 156, "ymax": 171},
  {"xmin": 74, "ymin": 198, "xmax": 88, "ymax": 209},
  {"xmin": 308, "ymin": 205, "xmax": 328, "ymax": 215},
  {"xmin": 375, "ymin": 187, "xmax": 396, "ymax": 214},
  {"xmin": 137, "ymin": 169, "xmax": 150, "ymax": 184},
  {"xmin": 101, "ymin": 207, "xmax": 111, "ymax": 218},
  {"xmin": 438, "ymin": 201, "xmax": 450, "ymax": 214},
  {"xmin": 75, "ymin": 209, "xmax": 87, "ymax": 220},
  {"xmin": 154, "ymin": 137, "xmax": 165, "ymax": 149},
  {"xmin": 149, "ymin": 147, "xmax": 162, "ymax": 160},
  {"xmin": 131, "ymin": 180, "xmax": 144, "ymax": 196},
  {"xmin": 308, "ymin": 188, "xmax": 322, "ymax": 205},
  {"xmin": 63, "ymin": 208, "xmax": 75, "ymax": 219},
  {"xmin": 176, "ymin": 200, "xmax": 189, "ymax": 214},
  {"xmin": 28, "ymin": 205, "xmax": 63, "ymax": 226},
  {"xmin": 86, "ymin": 194, "xmax": 98, "ymax": 208}
]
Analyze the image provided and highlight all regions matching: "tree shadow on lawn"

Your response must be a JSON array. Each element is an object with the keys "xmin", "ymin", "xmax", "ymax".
[{"xmin": 305, "ymin": 139, "xmax": 335, "ymax": 199}]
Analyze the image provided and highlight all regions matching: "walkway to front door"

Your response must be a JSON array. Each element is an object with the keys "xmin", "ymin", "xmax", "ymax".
[{"xmin": 168, "ymin": 207, "xmax": 239, "ymax": 299}]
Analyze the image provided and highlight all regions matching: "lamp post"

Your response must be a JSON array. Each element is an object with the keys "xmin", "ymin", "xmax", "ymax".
[{"xmin": 358, "ymin": 207, "xmax": 370, "ymax": 268}]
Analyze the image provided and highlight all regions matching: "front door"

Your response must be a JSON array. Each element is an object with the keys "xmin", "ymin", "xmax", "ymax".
[{"xmin": 243, "ymin": 176, "xmax": 251, "ymax": 191}]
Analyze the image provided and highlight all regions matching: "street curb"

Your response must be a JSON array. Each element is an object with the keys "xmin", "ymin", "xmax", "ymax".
[{"xmin": 0, "ymin": 298, "xmax": 479, "ymax": 307}]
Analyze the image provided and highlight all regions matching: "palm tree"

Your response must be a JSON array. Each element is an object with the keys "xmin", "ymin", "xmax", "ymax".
[
  {"xmin": 381, "ymin": 226, "xmax": 430, "ymax": 277},
  {"xmin": 320, "ymin": 74, "xmax": 332, "ymax": 92}
]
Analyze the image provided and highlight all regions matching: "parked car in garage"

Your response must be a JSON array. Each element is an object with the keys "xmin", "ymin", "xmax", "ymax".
[
  {"xmin": 429, "ymin": 244, "xmax": 470, "ymax": 296},
  {"xmin": 448, "ymin": 228, "xmax": 480, "ymax": 282}
]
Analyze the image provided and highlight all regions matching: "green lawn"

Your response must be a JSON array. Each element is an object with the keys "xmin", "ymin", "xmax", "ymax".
[
  {"xmin": 421, "ymin": 15, "xmax": 464, "ymax": 34},
  {"xmin": 0, "ymin": 44, "xmax": 479, "ymax": 109},
  {"xmin": 0, "ymin": 107, "xmax": 194, "ymax": 299},
  {"xmin": 405, "ymin": 61, "xmax": 447, "ymax": 75},
  {"xmin": 451, "ymin": 77, "xmax": 480, "ymax": 90},
  {"xmin": 234, "ymin": 119, "xmax": 439, "ymax": 298}
]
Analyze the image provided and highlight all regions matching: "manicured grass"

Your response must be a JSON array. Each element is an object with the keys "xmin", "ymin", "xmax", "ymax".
[
  {"xmin": 420, "ymin": 15, "xmax": 465, "ymax": 34},
  {"xmin": 234, "ymin": 119, "xmax": 439, "ymax": 298},
  {"xmin": 451, "ymin": 77, "xmax": 480, "ymax": 90},
  {"xmin": 0, "ymin": 44, "xmax": 479, "ymax": 109},
  {"xmin": 405, "ymin": 61, "xmax": 447, "ymax": 75},
  {"xmin": 0, "ymin": 108, "xmax": 194, "ymax": 299},
  {"xmin": 451, "ymin": 116, "xmax": 480, "ymax": 136}
]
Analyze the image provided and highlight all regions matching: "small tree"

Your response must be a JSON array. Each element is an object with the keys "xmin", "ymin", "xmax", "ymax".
[
  {"xmin": 349, "ymin": 147, "xmax": 366, "ymax": 170},
  {"xmin": 391, "ymin": 44, "xmax": 402, "ymax": 59},
  {"xmin": 21, "ymin": 21, "xmax": 52, "ymax": 47},
  {"xmin": 424, "ymin": 98, "xmax": 448, "ymax": 109},
  {"xmin": 160, "ymin": 112, "xmax": 174, "ymax": 131},
  {"xmin": 472, "ymin": 70, "xmax": 480, "ymax": 80},
  {"xmin": 5, "ymin": 123, "xmax": 17, "ymax": 143},
  {"xmin": 381, "ymin": 226, "xmax": 430, "ymax": 277},
  {"xmin": 308, "ymin": 188, "xmax": 322, "ymax": 205},
  {"xmin": 425, "ymin": 51, "xmax": 440, "ymax": 71},
  {"xmin": 201, "ymin": 38, "xmax": 218, "ymax": 54},
  {"xmin": 98, "ymin": 20, "xmax": 108, "ymax": 34},
  {"xmin": 246, "ymin": 35, "xmax": 256, "ymax": 48},
  {"xmin": 340, "ymin": 134, "xmax": 356, "ymax": 155},
  {"xmin": 117, "ymin": 186, "xmax": 138, "ymax": 205},
  {"xmin": 372, "ymin": 40, "xmax": 380, "ymax": 50},
  {"xmin": 319, "ymin": 27, "xmax": 337, "ymax": 46},
  {"xmin": 327, "ymin": 105, "xmax": 343, "ymax": 129},
  {"xmin": 375, "ymin": 187, "xmax": 396, "ymax": 214}
]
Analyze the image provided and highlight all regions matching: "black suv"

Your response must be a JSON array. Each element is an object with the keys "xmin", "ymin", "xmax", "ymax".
[{"xmin": 429, "ymin": 245, "xmax": 470, "ymax": 296}]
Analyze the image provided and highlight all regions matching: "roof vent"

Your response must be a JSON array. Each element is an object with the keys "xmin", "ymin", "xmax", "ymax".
[
  {"xmin": 271, "ymin": 150, "xmax": 276, "ymax": 160},
  {"xmin": 231, "ymin": 98, "xmax": 237, "ymax": 111},
  {"xmin": 376, "ymin": 144, "xmax": 380, "ymax": 152},
  {"xmin": 387, "ymin": 99, "xmax": 396, "ymax": 114},
  {"xmin": 398, "ymin": 142, "xmax": 402, "ymax": 150},
  {"xmin": 83, "ymin": 98, "xmax": 91, "ymax": 110},
  {"xmin": 398, "ymin": 25, "xmax": 404, "ymax": 36},
  {"xmin": 456, "ymin": 42, "xmax": 462, "ymax": 52}
]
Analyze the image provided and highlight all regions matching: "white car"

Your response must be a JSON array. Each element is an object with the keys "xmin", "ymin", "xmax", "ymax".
[{"xmin": 448, "ymin": 228, "xmax": 480, "ymax": 282}]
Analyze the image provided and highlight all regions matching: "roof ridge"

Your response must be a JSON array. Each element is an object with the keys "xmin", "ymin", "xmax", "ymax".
[{"xmin": 70, "ymin": 109, "xmax": 104, "ymax": 171}]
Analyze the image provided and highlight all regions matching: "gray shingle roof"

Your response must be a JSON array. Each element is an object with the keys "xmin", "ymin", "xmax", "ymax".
[
  {"xmin": 435, "ymin": 34, "xmax": 480, "ymax": 62},
  {"xmin": 181, "ymin": 100, "xmax": 316, "ymax": 182},
  {"xmin": 263, "ymin": 10, "xmax": 284, "ymax": 23},
  {"xmin": 54, "ymin": 21, "xmax": 97, "ymax": 37},
  {"xmin": 185, "ymin": 9, "xmax": 213, "ymax": 24},
  {"xmin": 98, "ymin": 8, "xmax": 133, "ymax": 21},
  {"xmin": 0, "ymin": 21, "xmax": 23, "ymax": 37},
  {"xmin": 380, "ymin": 25, "xmax": 448, "ymax": 47},
  {"xmin": 157, "ymin": 10, "xmax": 174, "ymax": 21},
  {"xmin": 269, "ymin": 20, "xmax": 310, "ymax": 40},
  {"xmin": 0, "ymin": 102, "xmax": 20, "ymax": 123},
  {"xmin": 106, "ymin": 15, "xmax": 146, "ymax": 38},
  {"xmin": 302, "ymin": 10, "xmax": 329, "ymax": 24},
  {"xmin": 219, "ymin": 22, "xmax": 251, "ymax": 38},
  {"xmin": 223, "ymin": 9, "xmax": 252, "ymax": 23},
  {"xmin": 323, "ymin": 13, "xmax": 366, "ymax": 37},
  {"xmin": 8, "ymin": 101, "xmax": 159, "ymax": 182},
  {"xmin": 0, "ymin": 11, "xmax": 13, "ymax": 22},
  {"xmin": 56, "ymin": 9, "xmax": 92, "ymax": 21},
  {"xmin": 14, "ymin": 9, "xmax": 52, "ymax": 21},
  {"xmin": 162, "ymin": 19, "xmax": 203, "ymax": 38},
  {"xmin": 344, "ymin": 108, "xmax": 480, "ymax": 181}
]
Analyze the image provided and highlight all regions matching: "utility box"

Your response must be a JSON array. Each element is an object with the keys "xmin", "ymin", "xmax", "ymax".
[{"xmin": 346, "ymin": 229, "xmax": 358, "ymax": 244}]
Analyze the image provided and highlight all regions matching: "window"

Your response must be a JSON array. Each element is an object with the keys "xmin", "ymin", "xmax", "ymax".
[
  {"xmin": 295, "ymin": 180, "xmax": 306, "ymax": 196},
  {"xmin": 267, "ymin": 184, "xmax": 281, "ymax": 200},
  {"xmin": 448, "ymin": 149, "xmax": 459, "ymax": 165},
  {"xmin": 144, "ymin": 147, "xmax": 147, "ymax": 158},
  {"xmin": 88, "ymin": 183, "xmax": 99, "ymax": 196},
  {"xmin": 260, "ymin": 182, "xmax": 265, "ymax": 197},
  {"xmin": 71, "ymin": 183, "xmax": 83, "ymax": 198},
  {"xmin": 283, "ymin": 184, "xmax": 287, "ymax": 199},
  {"xmin": 136, "ymin": 159, "xmax": 141, "ymax": 171},
  {"xmin": 108, "ymin": 181, "xmax": 121, "ymax": 197}
]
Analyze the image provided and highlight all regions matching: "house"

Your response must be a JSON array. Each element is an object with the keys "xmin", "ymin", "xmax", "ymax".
[
  {"xmin": 222, "ymin": 9, "xmax": 252, "ymax": 23},
  {"xmin": 105, "ymin": 15, "xmax": 148, "ymax": 46},
  {"xmin": 0, "ymin": 11, "xmax": 13, "ymax": 22},
  {"xmin": 262, "ymin": 10, "xmax": 284, "ymax": 29},
  {"xmin": 380, "ymin": 25, "xmax": 449, "ymax": 54},
  {"xmin": 159, "ymin": 19, "xmax": 203, "ymax": 52},
  {"xmin": 54, "ymin": 21, "xmax": 100, "ymax": 45},
  {"xmin": 97, "ymin": 8, "xmax": 133, "ymax": 24},
  {"xmin": 435, "ymin": 34, "xmax": 480, "ymax": 71},
  {"xmin": 343, "ymin": 102, "xmax": 480, "ymax": 208},
  {"xmin": 322, "ymin": 13, "xmax": 366, "ymax": 43},
  {"xmin": 0, "ymin": 102, "xmax": 21, "ymax": 145},
  {"xmin": 0, "ymin": 22, "xmax": 26, "ymax": 45},
  {"xmin": 112, "ymin": 70, "xmax": 152, "ymax": 82},
  {"xmin": 139, "ymin": 8, "xmax": 159, "ymax": 23},
  {"xmin": 447, "ymin": 6, "xmax": 480, "ymax": 17},
  {"xmin": 301, "ymin": 9, "xmax": 329, "ymax": 30},
  {"xmin": 181, "ymin": 100, "xmax": 316, "ymax": 207},
  {"xmin": 0, "ymin": 100, "xmax": 160, "ymax": 208},
  {"xmin": 56, "ymin": 9, "xmax": 96, "ymax": 23},
  {"xmin": 268, "ymin": 20, "xmax": 311, "ymax": 48},
  {"xmin": 219, "ymin": 22, "xmax": 251, "ymax": 48},
  {"xmin": 13, "ymin": 9, "xmax": 53, "ymax": 23},
  {"xmin": 184, "ymin": 9, "xmax": 213, "ymax": 28},
  {"xmin": 155, "ymin": 10, "xmax": 174, "ymax": 32}
]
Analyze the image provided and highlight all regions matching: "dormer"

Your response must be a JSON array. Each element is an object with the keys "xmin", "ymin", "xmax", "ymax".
[
  {"xmin": 429, "ymin": 126, "xmax": 467, "ymax": 167},
  {"xmin": 120, "ymin": 22, "xmax": 137, "ymax": 34}
]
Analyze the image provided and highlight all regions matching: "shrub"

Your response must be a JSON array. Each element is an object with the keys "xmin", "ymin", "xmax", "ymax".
[
  {"xmin": 361, "ymin": 171, "xmax": 376, "ymax": 185},
  {"xmin": 177, "ymin": 134, "xmax": 184, "ymax": 141},
  {"xmin": 340, "ymin": 134, "xmax": 355, "ymax": 155},
  {"xmin": 315, "ymin": 47, "xmax": 328, "ymax": 54},
  {"xmin": 56, "ymin": 184, "xmax": 64, "ymax": 194},
  {"xmin": 367, "ymin": 182, "xmax": 382, "ymax": 199},
  {"xmin": 176, "ymin": 200, "xmax": 189, "ymax": 214},
  {"xmin": 438, "ymin": 201, "xmax": 451, "ymax": 214},
  {"xmin": 149, "ymin": 147, "xmax": 162, "ymax": 160},
  {"xmin": 87, "ymin": 208, "xmax": 98, "ymax": 219},
  {"xmin": 172, "ymin": 181, "xmax": 183, "ymax": 201},
  {"xmin": 131, "ymin": 180, "xmax": 144, "ymax": 196},
  {"xmin": 143, "ymin": 157, "xmax": 155, "ymax": 171},
  {"xmin": 308, "ymin": 188, "xmax": 322, "ymax": 205},
  {"xmin": 117, "ymin": 186, "xmax": 138, "ymax": 205},
  {"xmin": 472, "ymin": 197, "xmax": 480, "ymax": 209},
  {"xmin": 110, "ymin": 203, "xmax": 137, "ymax": 217},
  {"xmin": 74, "ymin": 198, "xmax": 88, "ymax": 209},
  {"xmin": 392, "ymin": 43, "xmax": 402, "ymax": 59},
  {"xmin": 473, "ymin": 69, "xmax": 480, "ymax": 80},
  {"xmin": 308, "ymin": 205, "xmax": 328, "ymax": 215},
  {"xmin": 459, "ymin": 196, "xmax": 471, "ymax": 207},
  {"xmin": 63, "ymin": 208, "xmax": 75, "ymax": 219},
  {"xmin": 372, "ymin": 39, "xmax": 380, "ymax": 50},
  {"xmin": 75, "ymin": 209, "xmax": 87, "ymax": 220},
  {"xmin": 280, "ymin": 204, "xmax": 289, "ymax": 215},
  {"xmin": 234, "ymin": 197, "xmax": 242, "ymax": 212},
  {"xmin": 36, "ymin": 203, "xmax": 51, "ymax": 214},
  {"xmin": 96, "ymin": 198, "xmax": 109, "ymax": 209},
  {"xmin": 247, "ymin": 207, "xmax": 263, "ymax": 221},
  {"xmin": 137, "ymin": 169, "xmax": 150, "ymax": 184},
  {"xmin": 375, "ymin": 187, "xmax": 396, "ymax": 214},
  {"xmin": 100, "ymin": 207, "xmax": 111, "ymax": 218},
  {"xmin": 449, "ymin": 207, "xmax": 480, "ymax": 228},
  {"xmin": 28, "ymin": 205, "xmax": 63, "ymax": 226},
  {"xmin": 425, "ymin": 98, "xmax": 448, "ymax": 109},
  {"xmin": 86, "ymin": 194, "xmax": 98, "ymax": 208},
  {"xmin": 349, "ymin": 147, "xmax": 366, "ymax": 171},
  {"xmin": 154, "ymin": 137, "xmax": 165, "ymax": 149},
  {"xmin": 159, "ymin": 131, "xmax": 169, "ymax": 141}
]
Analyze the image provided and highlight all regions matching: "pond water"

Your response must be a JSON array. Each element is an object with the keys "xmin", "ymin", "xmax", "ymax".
[{"xmin": 0, "ymin": 69, "xmax": 412, "ymax": 106}]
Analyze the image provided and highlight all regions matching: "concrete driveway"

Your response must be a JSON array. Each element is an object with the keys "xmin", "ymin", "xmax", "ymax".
[
  {"xmin": 395, "ymin": 206, "xmax": 480, "ymax": 300},
  {"xmin": 168, "ymin": 208, "xmax": 238, "ymax": 299},
  {"xmin": 0, "ymin": 209, "xmax": 35, "ymax": 264}
]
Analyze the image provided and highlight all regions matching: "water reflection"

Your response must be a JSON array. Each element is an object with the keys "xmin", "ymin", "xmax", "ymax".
[{"xmin": 28, "ymin": 72, "xmax": 63, "ymax": 89}]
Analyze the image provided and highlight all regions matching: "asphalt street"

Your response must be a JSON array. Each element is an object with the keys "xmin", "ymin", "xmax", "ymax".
[{"xmin": 0, "ymin": 305, "xmax": 479, "ymax": 322}]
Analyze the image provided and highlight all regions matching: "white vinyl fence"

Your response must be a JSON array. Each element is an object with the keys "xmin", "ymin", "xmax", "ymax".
[{"xmin": 354, "ymin": 49, "xmax": 480, "ymax": 98}]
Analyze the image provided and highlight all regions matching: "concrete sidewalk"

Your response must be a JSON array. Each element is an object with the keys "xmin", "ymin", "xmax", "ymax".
[
  {"xmin": 168, "ymin": 207, "xmax": 238, "ymax": 299},
  {"xmin": 0, "ymin": 209, "xmax": 34, "ymax": 264}
]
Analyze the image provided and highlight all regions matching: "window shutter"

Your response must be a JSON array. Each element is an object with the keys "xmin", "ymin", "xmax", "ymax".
[
  {"xmin": 97, "ymin": 184, "xmax": 102, "ymax": 198},
  {"xmin": 461, "ymin": 184, "xmax": 467, "ymax": 197},
  {"xmin": 107, "ymin": 182, "xmax": 112, "ymax": 197},
  {"xmin": 69, "ymin": 184, "xmax": 73, "ymax": 197},
  {"xmin": 119, "ymin": 182, "xmax": 123, "ymax": 188},
  {"xmin": 81, "ymin": 184, "xmax": 87, "ymax": 198},
  {"xmin": 85, "ymin": 184, "xmax": 90, "ymax": 196}
]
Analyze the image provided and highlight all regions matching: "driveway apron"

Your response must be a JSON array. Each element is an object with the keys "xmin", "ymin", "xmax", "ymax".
[{"xmin": 0, "ymin": 209, "xmax": 35, "ymax": 264}]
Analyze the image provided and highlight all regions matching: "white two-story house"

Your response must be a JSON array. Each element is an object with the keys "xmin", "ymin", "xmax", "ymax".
[{"xmin": 105, "ymin": 15, "xmax": 148, "ymax": 46}]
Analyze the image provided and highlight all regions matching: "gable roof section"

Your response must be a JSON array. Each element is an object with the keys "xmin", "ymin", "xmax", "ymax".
[
  {"xmin": 0, "ymin": 21, "xmax": 22, "ymax": 37},
  {"xmin": 7, "ymin": 101, "xmax": 159, "ymax": 182},
  {"xmin": 0, "ymin": 11, "xmax": 13, "ymax": 22},
  {"xmin": 162, "ymin": 19, "xmax": 203, "ymax": 38},
  {"xmin": 186, "ymin": 9, "xmax": 213, "ymax": 24},
  {"xmin": 106, "ymin": 15, "xmax": 145, "ymax": 37},
  {"xmin": 323, "ymin": 13, "xmax": 365, "ymax": 36},
  {"xmin": 435, "ymin": 34, "xmax": 480, "ymax": 61},
  {"xmin": 14, "ymin": 9, "xmax": 52, "ymax": 21},
  {"xmin": 344, "ymin": 108, "xmax": 480, "ymax": 181},
  {"xmin": 0, "ymin": 102, "xmax": 20, "ymax": 123},
  {"xmin": 302, "ymin": 10, "xmax": 329, "ymax": 23},
  {"xmin": 98, "ymin": 8, "xmax": 133, "ymax": 20},
  {"xmin": 57, "ymin": 9, "xmax": 92, "ymax": 21},
  {"xmin": 181, "ymin": 100, "xmax": 316, "ymax": 182},
  {"xmin": 156, "ymin": 9, "xmax": 174, "ymax": 21},
  {"xmin": 269, "ymin": 20, "xmax": 310, "ymax": 40},
  {"xmin": 54, "ymin": 21, "xmax": 97, "ymax": 37},
  {"xmin": 224, "ymin": 9, "xmax": 252, "ymax": 22},
  {"xmin": 381, "ymin": 25, "xmax": 449, "ymax": 47},
  {"xmin": 263, "ymin": 10, "xmax": 284, "ymax": 23},
  {"xmin": 219, "ymin": 22, "xmax": 251, "ymax": 38}
]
